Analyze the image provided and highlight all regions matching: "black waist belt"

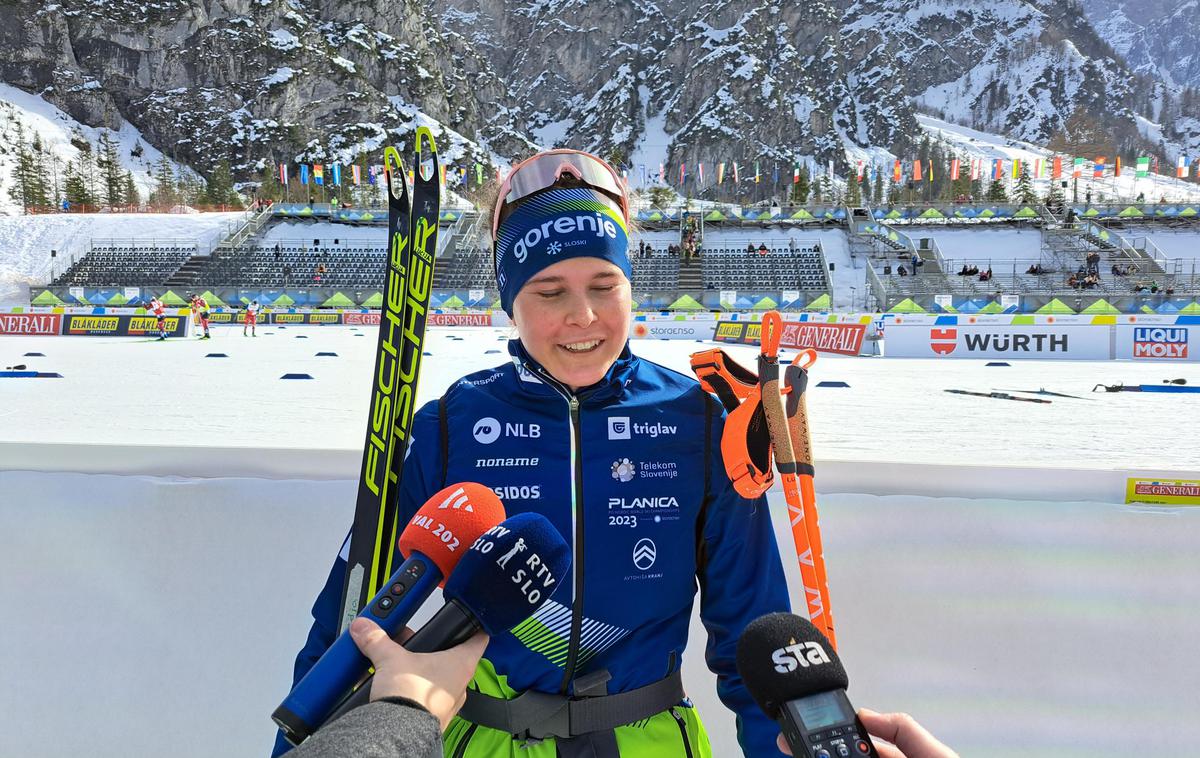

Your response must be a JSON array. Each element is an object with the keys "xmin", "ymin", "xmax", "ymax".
[{"xmin": 459, "ymin": 669, "xmax": 685, "ymax": 741}]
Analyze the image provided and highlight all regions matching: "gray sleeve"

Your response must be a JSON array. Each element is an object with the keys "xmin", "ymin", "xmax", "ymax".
[{"xmin": 288, "ymin": 701, "xmax": 442, "ymax": 758}]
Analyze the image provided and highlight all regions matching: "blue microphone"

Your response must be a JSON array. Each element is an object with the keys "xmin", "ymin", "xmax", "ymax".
[
  {"xmin": 272, "ymin": 483, "xmax": 506, "ymax": 745},
  {"xmin": 318, "ymin": 511, "xmax": 572, "ymax": 726}
]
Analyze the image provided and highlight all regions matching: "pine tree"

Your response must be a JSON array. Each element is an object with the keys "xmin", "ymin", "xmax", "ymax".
[
  {"xmin": 8, "ymin": 122, "xmax": 36, "ymax": 212},
  {"xmin": 790, "ymin": 164, "xmax": 811, "ymax": 204},
  {"xmin": 124, "ymin": 171, "xmax": 140, "ymax": 207},
  {"xmin": 259, "ymin": 161, "xmax": 284, "ymax": 202},
  {"xmin": 151, "ymin": 154, "xmax": 177, "ymax": 207},
  {"xmin": 1015, "ymin": 164, "xmax": 1037, "ymax": 205},
  {"xmin": 64, "ymin": 156, "xmax": 95, "ymax": 207},
  {"xmin": 28, "ymin": 134, "xmax": 52, "ymax": 209},
  {"xmin": 986, "ymin": 178, "xmax": 1009, "ymax": 203},
  {"xmin": 1044, "ymin": 179, "xmax": 1066, "ymax": 213},
  {"xmin": 845, "ymin": 171, "xmax": 862, "ymax": 205},
  {"xmin": 96, "ymin": 132, "xmax": 125, "ymax": 207},
  {"xmin": 203, "ymin": 160, "xmax": 241, "ymax": 208}
]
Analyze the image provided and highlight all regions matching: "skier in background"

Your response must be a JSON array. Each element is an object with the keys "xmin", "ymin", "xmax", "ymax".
[
  {"xmin": 189, "ymin": 294, "xmax": 211, "ymax": 339},
  {"xmin": 145, "ymin": 295, "xmax": 167, "ymax": 340},
  {"xmin": 244, "ymin": 300, "xmax": 259, "ymax": 337},
  {"xmin": 277, "ymin": 150, "xmax": 791, "ymax": 757}
]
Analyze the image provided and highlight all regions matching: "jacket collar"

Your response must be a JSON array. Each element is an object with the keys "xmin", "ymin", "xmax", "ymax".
[{"xmin": 507, "ymin": 338, "xmax": 636, "ymax": 406}]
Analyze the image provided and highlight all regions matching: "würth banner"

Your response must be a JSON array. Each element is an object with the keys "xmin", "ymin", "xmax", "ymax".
[
  {"xmin": 715, "ymin": 319, "xmax": 866, "ymax": 356},
  {"xmin": 0, "ymin": 313, "xmax": 62, "ymax": 335}
]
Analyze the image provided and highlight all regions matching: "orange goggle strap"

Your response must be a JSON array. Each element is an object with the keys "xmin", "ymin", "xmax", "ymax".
[{"xmin": 691, "ymin": 348, "xmax": 774, "ymax": 498}]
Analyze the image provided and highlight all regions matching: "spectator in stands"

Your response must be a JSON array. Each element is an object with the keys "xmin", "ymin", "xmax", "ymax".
[
  {"xmin": 757, "ymin": 243, "xmax": 768, "ymax": 255},
  {"xmin": 1068, "ymin": 274, "xmax": 1080, "ymax": 289},
  {"xmin": 978, "ymin": 268, "xmax": 992, "ymax": 282},
  {"xmin": 1026, "ymin": 263, "xmax": 1040, "ymax": 275},
  {"xmin": 1136, "ymin": 192, "xmax": 1145, "ymax": 203},
  {"xmin": 1085, "ymin": 190, "xmax": 1092, "ymax": 206},
  {"xmin": 283, "ymin": 262, "xmax": 293, "ymax": 287},
  {"xmin": 274, "ymin": 244, "xmax": 282, "ymax": 262},
  {"xmin": 897, "ymin": 265, "xmax": 907, "ymax": 276},
  {"xmin": 788, "ymin": 238, "xmax": 796, "ymax": 252},
  {"xmin": 959, "ymin": 264, "xmax": 971, "ymax": 276},
  {"xmin": 968, "ymin": 265, "xmax": 979, "ymax": 276},
  {"xmin": 1111, "ymin": 264, "xmax": 1121, "ymax": 277},
  {"xmin": 639, "ymin": 240, "xmax": 646, "ymax": 258},
  {"xmin": 746, "ymin": 243, "xmax": 756, "ymax": 254}
]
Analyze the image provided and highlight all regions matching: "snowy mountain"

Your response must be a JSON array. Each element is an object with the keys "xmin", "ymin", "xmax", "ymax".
[
  {"xmin": 1, "ymin": 0, "xmax": 1197, "ymax": 189},
  {"xmin": 1081, "ymin": 0, "xmax": 1200, "ymax": 91}
]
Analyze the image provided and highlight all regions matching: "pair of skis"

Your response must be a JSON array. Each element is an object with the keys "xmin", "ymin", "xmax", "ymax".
[{"xmin": 337, "ymin": 128, "xmax": 441, "ymax": 633}]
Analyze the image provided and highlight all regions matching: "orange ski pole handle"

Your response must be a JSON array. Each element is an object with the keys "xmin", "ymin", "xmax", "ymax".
[
  {"xmin": 783, "ymin": 349, "xmax": 836, "ymax": 649},
  {"xmin": 757, "ymin": 313, "xmax": 832, "ymax": 644}
]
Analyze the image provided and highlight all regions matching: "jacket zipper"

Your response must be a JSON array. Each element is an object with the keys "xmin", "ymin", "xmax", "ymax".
[
  {"xmin": 522, "ymin": 361, "xmax": 586, "ymax": 694},
  {"xmin": 451, "ymin": 723, "xmax": 478, "ymax": 758},
  {"xmin": 670, "ymin": 707, "xmax": 695, "ymax": 758}
]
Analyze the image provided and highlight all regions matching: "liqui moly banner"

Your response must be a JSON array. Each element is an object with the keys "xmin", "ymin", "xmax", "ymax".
[
  {"xmin": 885, "ymin": 324, "xmax": 1110, "ymax": 360},
  {"xmin": 1116, "ymin": 325, "xmax": 1198, "ymax": 362},
  {"xmin": 0, "ymin": 313, "xmax": 62, "ymax": 335},
  {"xmin": 779, "ymin": 321, "xmax": 866, "ymax": 356}
]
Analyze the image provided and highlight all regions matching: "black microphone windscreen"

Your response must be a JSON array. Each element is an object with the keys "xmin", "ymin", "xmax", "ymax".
[
  {"xmin": 443, "ymin": 512, "xmax": 570, "ymax": 636},
  {"xmin": 736, "ymin": 612, "xmax": 849, "ymax": 719}
]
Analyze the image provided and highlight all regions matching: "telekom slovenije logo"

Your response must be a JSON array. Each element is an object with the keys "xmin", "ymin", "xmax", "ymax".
[{"xmin": 930, "ymin": 328, "xmax": 958, "ymax": 355}]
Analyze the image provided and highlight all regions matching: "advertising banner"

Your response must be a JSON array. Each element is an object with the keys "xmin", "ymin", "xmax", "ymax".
[
  {"xmin": 885, "ymin": 323, "xmax": 1110, "ymax": 359},
  {"xmin": 714, "ymin": 320, "xmax": 746, "ymax": 343},
  {"xmin": 631, "ymin": 319, "xmax": 716, "ymax": 340},
  {"xmin": 779, "ymin": 322, "xmax": 866, "ymax": 356},
  {"xmin": 1126, "ymin": 478, "xmax": 1200, "ymax": 506},
  {"xmin": 205, "ymin": 311, "xmax": 238, "ymax": 323},
  {"xmin": 1115, "ymin": 325, "xmax": 1197, "ymax": 362},
  {"xmin": 270, "ymin": 312, "xmax": 341, "ymax": 325},
  {"xmin": 62, "ymin": 314, "xmax": 189, "ymax": 337},
  {"xmin": 343, "ymin": 312, "xmax": 381, "ymax": 326},
  {"xmin": 428, "ymin": 313, "xmax": 493, "ymax": 327},
  {"xmin": 0, "ymin": 313, "xmax": 62, "ymax": 336}
]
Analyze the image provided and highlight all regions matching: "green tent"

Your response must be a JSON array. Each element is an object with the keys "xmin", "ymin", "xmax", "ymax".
[
  {"xmin": 1014, "ymin": 206, "xmax": 1038, "ymax": 219},
  {"xmin": 1141, "ymin": 304, "xmax": 1158, "ymax": 314},
  {"xmin": 629, "ymin": 298, "xmax": 639, "ymax": 310},
  {"xmin": 160, "ymin": 290, "xmax": 187, "ymax": 305},
  {"xmin": 667, "ymin": 294, "xmax": 704, "ymax": 311},
  {"xmin": 200, "ymin": 289, "xmax": 227, "ymax": 307},
  {"xmin": 978, "ymin": 209, "xmax": 995, "ymax": 218},
  {"xmin": 1178, "ymin": 301, "xmax": 1200, "ymax": 315},
  {"xmin": 1036, "ymin": 298, "xmax": 1076, "ymax": 314},
  {"xmin": 751, "ymin": 296, "xmax": 778, "ymax": 310},
  {"xmin": 755, "ymin": 210, "xmax": 773, "ymax": 220},
  {"xmin": 977, "ymin": 301, "xmax": 1002, "ymax": 314},
  {"xmin": 705, "ymin": 210, "xmax": 726, "ymax": 221},
  {"xmin": 885, "ymin": 209, "xmax": 902, "ymax": 219},
  {"xmin": 273, "ymin": 294, "xmax": 296, "ymax": 307},
  {"xmin": 645, "ymin": 211, "xmax": 663, "ymax": 221},
  {"xmin": 1082, "ymin": 208, "xmax": 1100, "ymax": 217},
  {"xmin": 361, "ymin": 292, "xmax": 384, "ymax": 307},
  {"xmin": 298, "ymin": 207, "xmax": 314, "ymax": 216},
  {"xmin": 442, "ymin": 295, "xmax": 465, "ymax": 308},
  {"xmin": 106, "ymin": 292, "xmax": 129, "ymax": 306},
  {"xmin": 322, "ymin": 292, "xmax": 356, "ymax": 308},
  {"xmin": 1179, "ymin": 207, "xmax": 1197, "ymax": 217},
  {"xmin": 887, "ymin": 298, "xmax": 926, "ymax": 313},
  {"xmin": 1117, "ymin": 206, "xmax": 1144, "ymax": 217},
  {"xmin": 805, "ymin": 293, "xmax": 831, "ymax": 311},
  {"xmin": 359, "ymin": 212, "xmax": 376, "ymax": 221},
  {"xmin": 790, "ymin": 209, "xmax": 815, "ymax": 220},
  {"xmin": 918, "ymin": 208, "xmax": 945, "ymax": 219},
  {"xmin": 1081, "ymin": 298, "xmax": 1120, "ymax": 314},
  {"xmin": 31, "ymin": 290, "xmax": 65, "ymax": 306}
]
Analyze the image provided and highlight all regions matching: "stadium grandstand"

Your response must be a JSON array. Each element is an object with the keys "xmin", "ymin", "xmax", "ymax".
[{"xmin": 38, "ymin": 199, "xmax": 1200, "ymax": 314}]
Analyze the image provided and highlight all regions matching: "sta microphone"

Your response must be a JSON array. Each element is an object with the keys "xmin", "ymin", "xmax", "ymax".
[
  {"xmin": 272, "ymin": 483, "xmax": 506, "ymax": 745},
  {"xmin": 320, "ymin": 511, "xmax": 571, "ymax": 725},
  {"xmin": 736, "ymin": 613, "xmax": 879, "ymax": 758}
]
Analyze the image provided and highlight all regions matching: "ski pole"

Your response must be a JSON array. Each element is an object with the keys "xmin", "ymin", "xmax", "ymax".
[{"xmin": 757, "ymin": 311, "xmax": 835, "ymax": 648}]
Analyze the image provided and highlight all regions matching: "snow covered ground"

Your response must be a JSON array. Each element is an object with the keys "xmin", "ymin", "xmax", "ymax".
[
  {"xmin": 0, "ymin": 211, "xmax": 247, "ymax": 307},
  {"xmin": 5, "ymin": 326, "xmax": 1193, "ymax": 470},
  {"xmin": 1, "ymin": 327, "xmax": 1197, "ymax": 757}
]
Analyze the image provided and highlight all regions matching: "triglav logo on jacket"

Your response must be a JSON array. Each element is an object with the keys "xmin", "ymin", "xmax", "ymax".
[
  {"xmin": 611, "ymin": 458, "xmax": 636, "ymax": 483},
  {"xmin": 632, "ymin": 538, "xmax": 656, "ymax": 570},
  {"xmin": 607, "ymin": 416, "xmax": 677, "ymax": 440},
  {"xmin": 473, "ymin": 417, "xmax": 501, "ymax": 444},
  {"xmin": 771, "ymin": 638, "xmax": 832, "ymax": 673}
]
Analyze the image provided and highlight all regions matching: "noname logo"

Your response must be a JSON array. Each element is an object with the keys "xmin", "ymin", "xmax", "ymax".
[
  {"xmin": 476, "ymin": 457, "xmax": 539, "ymax": 468},
  {"xmin": 771, "ymin": 639, "xmax": 833, "ymax": 673},
  {"xmin": 632, "ymin": 538, "xmax": 657, "ymax": 570},
  {"xmin": 612, "ymin": 458, "xmax": 636, "ymax": 483},
  {"xmin": 607, "ymin": 417, "xmax": 677, "ymax": 440},
  {"xmin": 473, "ymin": 417, "xmax": 502, "ymax": 444},
  {"xmin": 512, "ymin": 212, "xmax": 619, "ymax": 263},
  {"xmin": 1133, "ymin": 327, "xmax": 1188, "ymax": 359},
  {"xmin": 473, "ymin": 418, "xmax": 542, "ymax": 445}
]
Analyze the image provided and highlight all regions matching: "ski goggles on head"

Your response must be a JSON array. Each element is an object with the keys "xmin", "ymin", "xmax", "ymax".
[{"xmin": 491, "ymin": 149, "xmax": 629, "ymax": 238}]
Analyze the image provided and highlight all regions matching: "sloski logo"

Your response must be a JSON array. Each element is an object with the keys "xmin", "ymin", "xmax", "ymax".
[
  {"xmin": 611, "ymin": 458, "xmax": 636, "ymax": 483},
  {"xmin": 473, "ymin": 417, "xmax": 501, "ymax": 444},
  {"xmin": 632, "ymin": 538, "xmax": 657, "ymax": 570}
]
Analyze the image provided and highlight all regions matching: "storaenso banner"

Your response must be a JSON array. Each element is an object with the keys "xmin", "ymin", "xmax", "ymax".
[{"xmin": 885, "ymin": 324, "xmax": 1110, "ymax": 360}]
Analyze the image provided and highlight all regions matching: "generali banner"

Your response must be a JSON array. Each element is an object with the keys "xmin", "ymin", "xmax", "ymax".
[
  {"xmin": 428, "ymin": 313, "xmax": 493, "ymax": 326},
  {"xmin": 0, "ymin": 313, "xmax": 62, "ymax": 336},
  {"xmin": 714, "ymin": 319, "xmax": 865, "ymax": 355}
]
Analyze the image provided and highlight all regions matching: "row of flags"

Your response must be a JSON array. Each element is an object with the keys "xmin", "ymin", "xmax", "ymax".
[{"xmin": 276, "ymin": 154, "xmax": 1200, "ymax": 191}]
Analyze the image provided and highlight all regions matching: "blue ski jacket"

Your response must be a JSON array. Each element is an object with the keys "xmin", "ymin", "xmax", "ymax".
[{"xmin": 276, "ymin": 340, "xmax": 791, "ymax": 756}]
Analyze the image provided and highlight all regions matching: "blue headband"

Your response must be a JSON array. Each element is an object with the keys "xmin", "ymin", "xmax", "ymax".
[{"xmin": 494, "ymin": 187, "xmax": 631, "ymax": 315}]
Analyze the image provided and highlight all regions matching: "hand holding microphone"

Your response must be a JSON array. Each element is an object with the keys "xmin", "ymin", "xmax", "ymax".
[
  {"xmin": 273, "ymin": 483, "xmax": 506, "ymax": 744},
  {"xmin": 737, "ymin": 613, "xmax": 957, "ymax": 758}
]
